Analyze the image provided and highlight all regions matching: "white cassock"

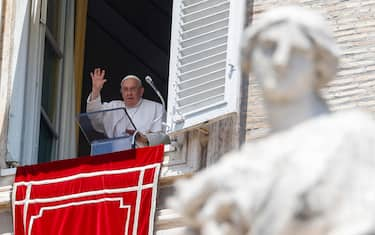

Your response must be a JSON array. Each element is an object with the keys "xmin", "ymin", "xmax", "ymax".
[{"xmin": 86, "ymin": 94, "xmax": 165, "ymax": 150}]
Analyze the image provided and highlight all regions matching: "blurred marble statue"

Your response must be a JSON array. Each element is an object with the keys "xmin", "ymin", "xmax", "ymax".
[{"xmin": 168, "ymin": 6, "xmax": 375, "ymax": 235}]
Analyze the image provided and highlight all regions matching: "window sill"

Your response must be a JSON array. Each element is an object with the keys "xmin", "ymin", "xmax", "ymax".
[
  {"xmin": 0, "ymin": 168, "xmax": 16, "ymax": 177},
  {"xmin": 0, "ymin": 169, "xmax": 16, "ymax": 212}
]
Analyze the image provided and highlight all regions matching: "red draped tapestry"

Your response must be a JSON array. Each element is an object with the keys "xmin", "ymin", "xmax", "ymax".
[{"xmin": 13, "ymin": 145, "xmax": 164, "ymax": 235}]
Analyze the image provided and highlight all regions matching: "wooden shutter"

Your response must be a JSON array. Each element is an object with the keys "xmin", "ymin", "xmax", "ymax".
[{"xmin": 167, "ymin": 0, "xmax": 245, "ymax": 132}]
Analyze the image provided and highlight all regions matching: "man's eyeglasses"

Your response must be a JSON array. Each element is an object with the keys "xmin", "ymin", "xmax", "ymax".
[{"xmin": 122, "ymin": 87, "xmax": 139, "ymax": 93}]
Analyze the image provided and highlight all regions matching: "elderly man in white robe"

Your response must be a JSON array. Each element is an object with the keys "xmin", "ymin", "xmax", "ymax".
[{"xmin": 86, "ymin": 68, "xmax": 168, "ymax": 149}]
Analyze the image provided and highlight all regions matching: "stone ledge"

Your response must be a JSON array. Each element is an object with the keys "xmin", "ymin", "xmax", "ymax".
[
  {"xmin": 0, "ymin": 185, "xmax": 12, "ymax": 212},
  {"xmin": 155, "ymin": 208, "xmax": 186, "ymax": 231},
  {"xmin": 0, "ymin": 169, "xmax": 15, "ymax": 213},
  {"xmin": 0, "ymin": 168, "xmax": 16, "ymax": 177}
]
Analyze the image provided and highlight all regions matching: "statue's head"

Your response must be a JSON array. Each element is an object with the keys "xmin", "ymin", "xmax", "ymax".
[{"xmin": 241, "ymin": 6, "xmax": 339, "ymax": 103}]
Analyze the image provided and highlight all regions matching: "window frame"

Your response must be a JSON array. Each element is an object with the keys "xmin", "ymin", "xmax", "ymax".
[
  {"xmin": 8, "ymin": 0, "xmax": 73, "ymax": 165},
  {"xmin": 38, "ymin": 0, "xmax": 67, "ymax": 163}
]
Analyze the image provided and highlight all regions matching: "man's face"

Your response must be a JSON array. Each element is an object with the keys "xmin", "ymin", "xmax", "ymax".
[
  {"xmin": 121, "ymin": 78, "xmax": 144, "ymax": 107},
  {"xmin": 250, "ymin": 23, "xmax": 315, "ymax": 103}
]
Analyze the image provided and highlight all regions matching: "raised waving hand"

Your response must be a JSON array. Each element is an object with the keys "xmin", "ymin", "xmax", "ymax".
[{"xmin": 90, "ymin": 68, "xmax": 107, "ymax": 100}]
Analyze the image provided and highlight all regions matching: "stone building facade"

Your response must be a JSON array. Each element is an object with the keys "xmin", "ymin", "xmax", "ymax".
[{"xmin": 246, "ymin": 0, "xmax": 375, "ymax": 141}]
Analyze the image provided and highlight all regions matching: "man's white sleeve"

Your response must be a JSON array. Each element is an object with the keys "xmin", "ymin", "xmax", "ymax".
[
  {"xmin": 150, "ymin": 103, "xmax": 164, "ymax": 133},
  {"xmin": 86, "ymin": 93, "xmax": 105, "ymax": 133},
  {"xmin": 145, "ymin": 102, "xmax": 170, "ymax": 146}
]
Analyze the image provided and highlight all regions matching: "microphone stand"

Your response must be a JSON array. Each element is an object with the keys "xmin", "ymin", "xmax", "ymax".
[
  {"xmin": 116, "ymin": 107, "xmax": 138, "ymax": 149},
  {"xmin": 145, "ymin": 76, "xmax": 166, "ymax": 125},
  {"xmin": 123, "ymin": 107, "xmax": 138, "ymax": 149}
]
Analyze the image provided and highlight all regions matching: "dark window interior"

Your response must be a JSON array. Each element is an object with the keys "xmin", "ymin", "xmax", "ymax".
[{"xmin": 79, "ymin": 0, "xmax": 173, "ymax": 156}]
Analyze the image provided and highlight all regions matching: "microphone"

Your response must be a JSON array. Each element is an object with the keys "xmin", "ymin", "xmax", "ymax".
[
  {"xmin": 145, "ymin": 76, "xmax": 166, "ymax": 110},
  {"xmin": 145, "ymin": 75, "xmax": 153, "ymax": 84}
]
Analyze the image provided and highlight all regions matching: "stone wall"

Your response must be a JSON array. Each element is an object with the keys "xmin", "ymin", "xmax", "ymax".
[{"xmin": 245, "ymin": 0, "xmax": 375, "ymax": 141}]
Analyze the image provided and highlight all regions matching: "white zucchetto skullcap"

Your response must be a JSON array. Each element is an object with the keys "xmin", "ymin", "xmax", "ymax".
[{"xmin": 121, "ymin": 75, "xmax": 142, "ymax": 87}]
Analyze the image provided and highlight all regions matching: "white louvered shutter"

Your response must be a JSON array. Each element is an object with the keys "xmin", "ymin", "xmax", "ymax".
[{"xmin": 167, "ymin": 0, "xmax": 245, "ymax": 132}]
